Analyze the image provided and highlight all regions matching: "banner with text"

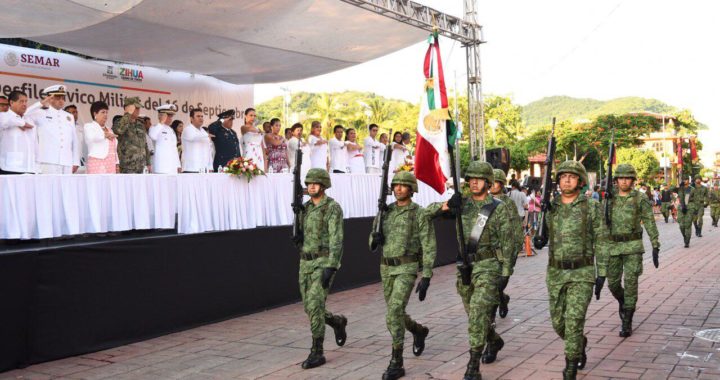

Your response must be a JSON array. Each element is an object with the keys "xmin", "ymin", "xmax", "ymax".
[{"xmin": 0, "ymin": 43, "xmax": 253, "ymax": 125}]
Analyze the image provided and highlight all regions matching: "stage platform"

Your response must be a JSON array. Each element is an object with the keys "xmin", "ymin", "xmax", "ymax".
[{"xmin": 0, "ymin": 217, "xmax": 458, "ymax": 372}]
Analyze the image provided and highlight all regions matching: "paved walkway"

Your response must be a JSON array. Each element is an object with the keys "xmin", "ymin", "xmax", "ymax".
[{"xmin": 4, "ymin": 214, "xmax": 720, "ymax": 380}]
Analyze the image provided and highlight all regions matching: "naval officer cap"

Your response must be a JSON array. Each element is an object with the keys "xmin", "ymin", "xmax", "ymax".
[
  {"xmin": 123, "ymin": 96, "xmax": 142, "ymax": 108},
  {"xmin": 156, "ymin": 104, "xmax": 178, "ymax": 114},
  {"xmin": 42, "ymin": 84, "xmax": 67, "ymax": 97},
  {"xmin": 218, "ymin": 109, "xmax": 235, "ymax": 120}
]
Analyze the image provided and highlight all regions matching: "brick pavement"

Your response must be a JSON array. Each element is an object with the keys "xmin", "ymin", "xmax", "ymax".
[{"xmin": 3, "ymin": 214, "xmax": 720, "ymax": 380}]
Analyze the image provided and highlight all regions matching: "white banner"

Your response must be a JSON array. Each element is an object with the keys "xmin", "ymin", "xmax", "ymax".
[{"xmin": 0, "ymin": 43, "xmax": 253, "ymax": 125}]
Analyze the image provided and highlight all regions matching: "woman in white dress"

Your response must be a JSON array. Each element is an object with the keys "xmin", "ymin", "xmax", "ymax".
[
  {"xmin": 390, "ymin": 131, "xmax": 407, "ymax": 171},
  {"xmin": 240, "ymin": 107, "xmax": 265, "ymax": 171},
  {"xmin": 345, "ymin": 128, "xmax": 365, "ymax": 174},
  {"xmin": 287, "ymin": 123, "xmax": 311, "ymax": 179}
]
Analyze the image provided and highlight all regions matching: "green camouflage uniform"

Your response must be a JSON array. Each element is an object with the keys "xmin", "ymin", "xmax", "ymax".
[
  {"xmin": 113, "ymin": 112, "xmax": 151, "ymax": 173},
  {"xmin": 709, "ymin": 188, "xmax": 720, "ymax": 226},
  {"xmin": 370, "ymin": 202, "xmax": 436, "ymax": 349},
  {"xmin": 689, "ymin": 183, "xmax": 709, "ymax": 231},
  {"xmin": 546, "ymin": 162, "xmax": 610, "ymax": 362},
  {"xmin": 299, "ymin": 194, "xmax": 344, "ymax": 339},
  {"xmin": 660, "ymin": 189, "xmax": 673, "ymax": 222},
  {"xmin": 677, "ymin": 186, "xmax": 694, "ymax": 245},
  {"xmin": 607, "ymin": 189, "xmax": 659, "ymax": 310}
]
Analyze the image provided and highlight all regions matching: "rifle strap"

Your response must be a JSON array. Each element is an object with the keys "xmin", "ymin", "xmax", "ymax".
[{"xmin": 466, "ymin": 198, "xmax": 502, "ymax": 256}]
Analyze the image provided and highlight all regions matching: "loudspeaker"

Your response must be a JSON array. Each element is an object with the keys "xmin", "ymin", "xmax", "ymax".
[
  {"xmin": 486, "ymin": 148, "xmax": 510, "ymax": 173},
  {"xmin": 522, "ymin": 176, "xmax": 542, "ymax": 191}
]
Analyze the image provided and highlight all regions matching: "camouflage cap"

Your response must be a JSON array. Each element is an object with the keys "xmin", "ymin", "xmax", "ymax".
[
  {"xmin": 556, "ymin": 160, "xmax": 588, "ymax": 186},
  {"xmin": 464, "ymin": 161, "xmax": 494, "ymax": 183},
  {"xmin": 614, "ymin": 163, "xmax": 637, "ymax": 179},
  {"xmin": 493, "ymin": 168, "xmax": 507, "ymax": 185},
  {"xmin": 123, "ymin": 96, "xmax": 142, "ymax": 108},
  {"xmin": 391, "ymin": 171, "xmax": 418, "ymax": 193},
  {"xmin": 305, "ymin": 168, "xmax": 331, "ymax": 189}
]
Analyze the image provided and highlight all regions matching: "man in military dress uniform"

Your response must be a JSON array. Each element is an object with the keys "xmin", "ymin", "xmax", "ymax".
[
  {"xmin": 113, "ymin": 97, "xmax": 151, "ymax": 173},
  {"xmin": 677, "ymin": 178, "xmax": 694, "ymax": 247},
  {"xmin": 369, "ymin": 171, "xmax": 436, "ymax": 380},
  {"xmin": 690, "ymin": 175, "xmax": 709, "ymax": 237},
  {"xmin": 209, "ymin": 110, "xmax": 240, "ymax": 171},
  {"xmin": 427, "ymin": 161, "xmax": 515, "ymax": 380},
  {"xmin": 605, "ymin": 164, "xmax": 660, "ymax": 338},
  {"xmin": 544, "ymin": 161, "xmax": 609, "ymax": 380},
  {"xmin": 294, "ymin": 168, "xmax": 348, "ymax": 369},
  {"xmin": 709, "ymin": 183, "xmax": 720, "ymax": 227},
  {"xmin": 659, "ymin": 183, "xmax": 674, "ymax": 223}
]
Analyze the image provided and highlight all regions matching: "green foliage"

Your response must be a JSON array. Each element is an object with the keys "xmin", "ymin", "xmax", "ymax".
[{"xmin": 615, "ymin": 147, "xmax": 660, "ymax": 184}]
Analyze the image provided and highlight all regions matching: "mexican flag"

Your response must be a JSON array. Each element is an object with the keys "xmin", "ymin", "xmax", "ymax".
[{"xmin": 414, "ymin": 32, "xmax": 457, "ymax": 194}]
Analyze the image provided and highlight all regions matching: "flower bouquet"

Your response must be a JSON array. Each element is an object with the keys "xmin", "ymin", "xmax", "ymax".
[
  {"xmin": 396, "ymin": 157, "xmax": 415, "ymax": 173},
  {"xmin": 224, "ymin": 156, "xmax": 265, "ymax": 182}
]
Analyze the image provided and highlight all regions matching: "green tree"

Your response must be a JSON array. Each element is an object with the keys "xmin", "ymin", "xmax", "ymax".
[{"xmin": 615, "ymin": 147, "xmax": 660, "ymax": 184}]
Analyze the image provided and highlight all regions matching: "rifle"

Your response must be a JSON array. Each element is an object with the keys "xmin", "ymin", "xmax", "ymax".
[
  {"xmin": 291, "ymin": 148, "xmax": 304, "ymax": 248},
  {"xmin": 533, "ymin": 117, "xmax": 557, "ymax": 250},
  {"xmin": 604, "ymin": 129, "xmax": 616, "ymax": 227},
  {"xmin": 371, "ymin": 129, "xmax": 393, "ymax": 252}
]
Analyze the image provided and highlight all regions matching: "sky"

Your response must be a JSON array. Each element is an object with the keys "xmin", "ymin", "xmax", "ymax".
[{"xmin": 255, "ymin": 0, "xmax": 720, "ymax": 166}]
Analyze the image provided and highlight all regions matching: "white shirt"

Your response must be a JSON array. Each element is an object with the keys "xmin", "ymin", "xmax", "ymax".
[
  {"xmin": 84, "ymin": 120, "xmax": 116, "ymax": 161},
  {"xmin": 363, "ymin": 136, "xmax": 384, "ymax": 169},
  {"xmin": 181, "ymin": 124, "xmax": 213, "ymax": 172},
  {"xmin": 390, "ymin": 142, "xmax": 407, "ymax": 170},
  {"xmin": 307, "ymin": 134, "xmax": 327, "ymax": 169},
  {"xmin": 149, "ymin": 123, "xmax": 181, "ymax": 174},
  {"xmin": 508, "ymin": 189, "xmax": 528, "ymax": 217},
  {"xmin": 25, "ymin": 103, "xmax": 79, "ymax": 167},
  {"xmin": 0, "ymin": 109, "xmax": 37, "ymax": 173},
  {"xmin": 329, "ymin": 137, "xmax": 348, "ymax": 172},
  {"xmin": 75, "ymin": 122, "xmax": 87, "ymax": 167}
]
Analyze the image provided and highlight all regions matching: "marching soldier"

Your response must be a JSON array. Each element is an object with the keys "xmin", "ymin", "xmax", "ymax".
[
  {"xmin": 489, "ymin": 168, "xmax": 523, "ymax": 324},
  {"xmin": 677, "ymin": 178, "xmax": 694, "ymax": 248},
  {"xmin": 113, "ymin": 97, "xmax": 151, "ymax": 173},
  {"xmin": 690, "ymin": 175, "xmax": 709, "ymax": 237},
  {"xmin": 427, "ymin": 161, "xmax": 515, "ymax": 380},
  {"xmin": 295, "ymin": 168, "xmax": 348, "ymax": 369},
  {"xmin": 709, "ymin": 183, "xmax": 720, "ymax": 227},
  {"xmin": 369, "ymin": 171, "xmax": 436, "ymax": 380},
  {"xmin": 605, "ymin": 164, "xmax": 660, "ymax": 338},
  {"xmin": 659, "ymin": 183, "xmax": 674, "ymax": 223},
  {"xmin": 544, "ymin": 161, "xmax": 609, "ymax": 380}
]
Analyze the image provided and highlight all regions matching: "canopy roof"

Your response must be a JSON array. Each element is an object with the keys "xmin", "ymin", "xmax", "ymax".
[{"xmin": 0, "ymin": 0, "xmax": 428, "ymax": 84}]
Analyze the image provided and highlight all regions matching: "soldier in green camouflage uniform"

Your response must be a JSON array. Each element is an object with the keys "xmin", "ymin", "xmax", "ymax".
[
  {"xmin": 295, "ymin": 168, "xmax": 348, "ymax": 369},
  {"xmin": 709, "ymin": 183, "xmax": 720, "ymax": 227},
  {"xmin": 605, "ymin": 164, "xmax": 660, "ymax": 338},
  {"xmin": 545, "ymin": 161, "xmax": 610, "ymax": 380},
  {"xmin": 690, "ymin": 176, "xmax": 709, "ymax": 236},
  {"xmin": 677, "ymin": 178, "xmax": 694, "ymax": 248},
  {"xmin": 490, "ymin": 169, "xmax": 525, "ymax": 326},
  {"xmin": 659, "ymin": 184, "xmax": 674, "ymax": 223},
  {"xmin": 369, "ymin": 171, "xmax": 436, "ymax": 380},
  {"xmin": 112, "ymin": 97, "xmax": 151, "ymax": 174},
  {"xmin": 426, "ymin": 161, "xmax": 515, "ymax": 380}
]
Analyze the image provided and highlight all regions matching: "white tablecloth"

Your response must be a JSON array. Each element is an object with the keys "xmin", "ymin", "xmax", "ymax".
[{"xmin": 1, "ymin": 173, "xmax": 449, "ymax": 239}]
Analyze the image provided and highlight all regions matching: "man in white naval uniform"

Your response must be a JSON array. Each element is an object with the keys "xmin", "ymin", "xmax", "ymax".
[
  {"xmin": 148, "ymin": 104, "xmax": 181, "ymax": 174},
  {"xmin": 25, "ymin": 85, "xmax": 79, "ymax": 174}
]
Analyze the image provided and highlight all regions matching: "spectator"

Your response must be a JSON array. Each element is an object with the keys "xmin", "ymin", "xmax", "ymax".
[
  {"xmin": 307, "ymin": 121, "xmax": 328, "ymax": 169},
  {"xmin": 363, "ymin": 123, "xmax": 384, "ymax": 174},
  {"xmin": 148, "ymin": 104, "xmax": 181, "ymax": 174},
  {"xmin": 65, "ymin": 104, "xmax": 87, "ymax": 173},
  {"xmin": 390, "ymin": 131, "xmax": 406, "ymax": 171},
  {"xmin": 401, "ymin": 131, "xmax": 413, "ymax": 158},
  {"xmin": 329, "ymin": 124, "xmax": 348, "ymax": 173},
  {"xmin": 170, "ymin": 120, "xmax": 184, "ymax": 158},
  {"xmin": 84, "ymin": 101, "xmax": 119, "ymax": 174},
  {"xmin": 209, "ymin": 110, "xmax": 240, "ymax": 171},
  {"xmin": 287, "ymin": 122, "xmax": 305, "ymax": 170},
  {"xmin": 140, "ymin": 116, "xmax": 154, "ymax": 158},
  {"xmin": 345, "ymin": 128, "xmax": 364, "ymax": 174},
  {"xmin": 592, "ymin": 185, "xmax": 600, "ymax": 201},
  {"xmin": 0, "ymin": 90, "xmax": 36, "ymax": 174},
  {"xmin": 508, "ymin": 180, "xmax": 527, "ymax": 218},
  {"xmin": 241, "ymin": 108, "xmax": 265, "ymax": 170},
  {"xmin": 26, "ymin": 85, "xmax": 80, "ymax": 174},
  {"xmin": 112, "ymin": 97, "xmax": 151, "ymax": 173},
  {"xmin": 182, "ymin": 108, "xmax": 213, "ymax": 172},
  {"xmin": 379, "ymin": 132, "xmax": 389, "ymax": 145},
  {"xmin": 284, "ymin": 127, "xmax": 292, "ymax": 141},
  {"xmin": 265, "ymin": 118, "xmax": 289, "ymax": 173},
  {"xmin": 0, "ymin": 95, "xmax": 9, "ymax": 113}
]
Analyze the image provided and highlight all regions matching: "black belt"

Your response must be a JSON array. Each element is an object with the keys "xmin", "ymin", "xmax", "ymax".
[
  {"xmin": 467, "ymin": 250, "xmax": 496, "ymax": 262},
  {"xmin": 610, "ymin": 232, "xmax": 642, "ymax": 242},
  {"xmin": 548, "ymin": 256, "xmax": 594, "ymax": 270},
  {"xmin": 381, "ymin": 254, "xmax": 418, "ymax": 266},
  {"xmin": 300, "ymin": 250, "xmax": 329, "ymax": 261}
]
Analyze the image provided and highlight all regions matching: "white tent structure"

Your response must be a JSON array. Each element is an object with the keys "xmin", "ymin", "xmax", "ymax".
[{"xmin": 0, "ymin": 0, "xmax": 430, "ymax": 84}]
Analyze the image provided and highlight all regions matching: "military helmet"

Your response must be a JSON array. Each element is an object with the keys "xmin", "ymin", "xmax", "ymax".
[
  {"xmin": 694, "ymin": 175, "xmax": 703, "ymax": 182},
  {"xmin": 391, "ymin": 171, "xmax": 418, "ymax": 193},
  {"xmin": 614, "ymin": 163, "xmax": 637, "ymax": 179},
  {"xmin": 465, "ymin": 161, "xmax": 494, "ymax": 183},
  {"xmin": 492, "ymin": 168, "xmax": 507, "ymax": 185},
  {"xmin": 305, "ymin": 168, "xmax": 331, "ymax": 188},
  {"xmin": 555, "ymin": 160, "xmax": 588, "ymax": 186}
]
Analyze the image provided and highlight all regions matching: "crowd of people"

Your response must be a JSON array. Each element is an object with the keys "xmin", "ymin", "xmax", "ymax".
[{"xmin": 0, "ymin": 85, "xmax": 417, "ymax": 176}]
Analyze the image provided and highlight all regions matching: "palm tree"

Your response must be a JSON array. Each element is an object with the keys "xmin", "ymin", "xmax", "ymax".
[
  {"xmin": 313, "ymin": 93, "xmax": 339, "ymax": 139},
  {"xmin": 367, "ymin": 98, "xmax": 395, "ymax": 125}
]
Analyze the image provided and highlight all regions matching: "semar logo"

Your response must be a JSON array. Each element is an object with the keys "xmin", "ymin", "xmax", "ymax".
[
  {"xmin": 119, "ymin": 68, "xmax": 144, "ymax": 82},
  {"xmin": 4, "ymin": 51, "xmax": 18, "ymax": 66}
]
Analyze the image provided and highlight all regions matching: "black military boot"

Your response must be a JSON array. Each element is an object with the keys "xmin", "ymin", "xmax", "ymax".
[
  {"xmin": 463, "ymin": 348, "xmax": 483, "ymax": 380},
  {"xmin": 499, "ymin": 293, "xmax": 510, "ymax": 318},
  {"xmin": 695, "ymin": 224, "xmax": 700, "ymax": 237},
  {"xmin": 325, "ymin": 314, "xmax": 347, "ymax": 346},
  {"xmin": 481, "ymin": 336, "xmax": 504, "ymax": 364},
  {"xmin": 381, "ymin": 347, "xmax": 405, "ymax": 380},
  {"xmin": 620, "ymin": 308, "xmax": 635, "ymax": 337},
  {"xmin": 301, "ymin": 337, "xmax": 326, "ymax": 369},
  {"xmin": 577, "ymin": 335, "xmax": 588, "ymax": 370},
  {"xmin": 698, "ymin": 226, "xmax": 703, "ymax": 237},
  {"xmin": 409, "ymin": 324, "xmax": 429, "ymax": 356},
  {"xmin": 684, "ymin": 233, "xmax": 690, "ymax": 248},
  {"xmin": 614, "ymin": 293, "xmax": 625, "ymax": 320},
  {"xmin": 664, "ymin": 215, "xmax": 668, "ymax": 223},
  {"xmin": 563, "ymin": 356, "xmax": 578, "ymax": 380}
]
